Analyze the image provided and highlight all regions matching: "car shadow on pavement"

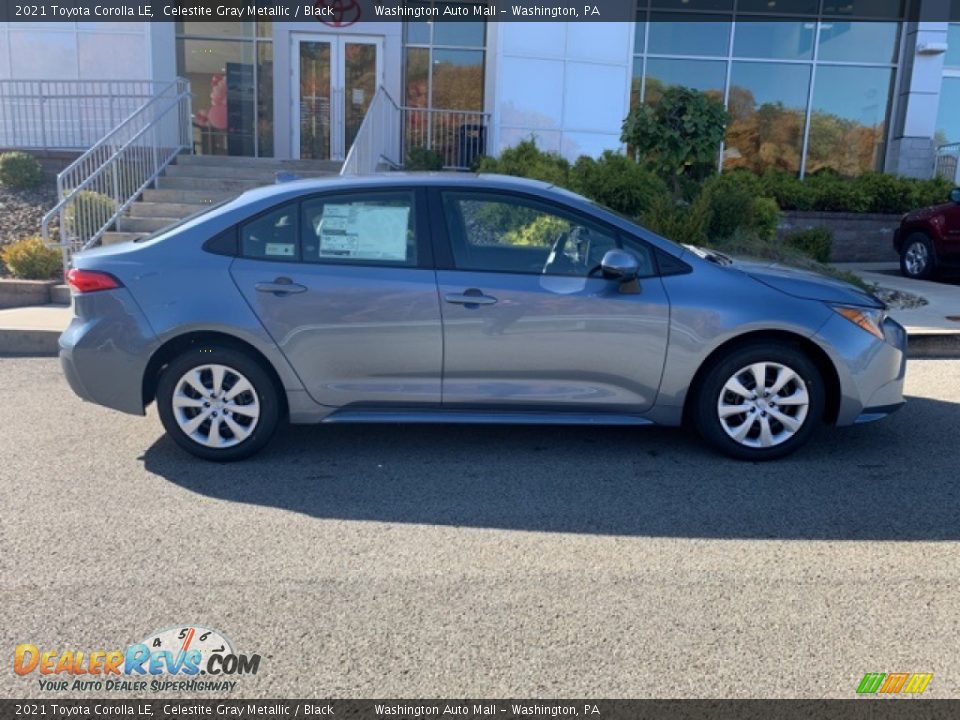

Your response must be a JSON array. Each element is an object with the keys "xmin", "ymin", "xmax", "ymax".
[{"xmin": 143, "ymin": 395, "xmax": 960, "ymax": 540}]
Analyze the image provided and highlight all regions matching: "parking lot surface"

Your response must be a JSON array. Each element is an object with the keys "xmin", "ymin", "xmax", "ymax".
[{"xmin": 1, "ymin": 357, "xmax": 959, "ymax": 699}]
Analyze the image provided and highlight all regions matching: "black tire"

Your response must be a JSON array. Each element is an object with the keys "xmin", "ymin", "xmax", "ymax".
[
  {"xmin": 900, "ymin": 232, "xmax": 936, "ymax": 280},
  {"xmin": 156, "ymin": 344, "xmax": 282, "ymax": 461},
  {"xmin": 692, "ymin": 342, "xmax": 826, "ymax": 461}
]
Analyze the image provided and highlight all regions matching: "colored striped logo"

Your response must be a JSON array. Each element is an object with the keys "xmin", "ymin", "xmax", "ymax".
[{"xmin": 857, "ymin": 673, "xmax": 933, "ymax": 695}]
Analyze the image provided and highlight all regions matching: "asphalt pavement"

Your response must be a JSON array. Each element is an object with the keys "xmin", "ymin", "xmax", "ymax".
[{"xmin": 1, "ymin": 357, "xmax": 959, "ymax": 699}]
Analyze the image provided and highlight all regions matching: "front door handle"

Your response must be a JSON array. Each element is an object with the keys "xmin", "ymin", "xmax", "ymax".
[
  {"xmin": 255, "ymin": 277, "xmax": 307, "ymax": 295},
  {"xmin": 444, "ymin": 289, "xmax": 498, "ymax": 306}
]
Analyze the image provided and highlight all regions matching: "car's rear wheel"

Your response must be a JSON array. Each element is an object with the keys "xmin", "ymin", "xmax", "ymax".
[
  {"xmin": 900, "ymin": 233, "xmax": 935, "ymax": 279},
  {"xmin": 156, "ymin": 345, "xmax": 281, "ymax": 461},
  {"xmin": 693, "ymin": 343, "xmax": 825, "ymax": 461}
]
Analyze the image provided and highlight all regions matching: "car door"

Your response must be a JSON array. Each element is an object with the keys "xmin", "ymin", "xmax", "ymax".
[
  {"xmin": 229, "ymin": 188, "xmax": 443, "ymax": 408},
  {"xmin": 432, "ymin": 188, "xmax": 670, "ymax": 412},
  {"xmin": 942, "ymin": 198, "xmax": 960, "ymax": 260}
]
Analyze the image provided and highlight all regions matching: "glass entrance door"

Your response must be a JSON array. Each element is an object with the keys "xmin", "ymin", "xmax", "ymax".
[{"xmin": 292, "ymin": 34, "xmax": 382, "ymax": 161}]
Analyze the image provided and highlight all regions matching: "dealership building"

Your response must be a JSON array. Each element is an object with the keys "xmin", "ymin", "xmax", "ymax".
[{"xmin": 2, "ymin": 0, "xmax": 960, "ymax": 179}]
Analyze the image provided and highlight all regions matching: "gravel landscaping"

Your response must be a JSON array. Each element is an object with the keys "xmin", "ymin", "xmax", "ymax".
[
  {"xmin": 0, "ymin": 180, "xmax": 57, "ymax": 247},
  {"xmin": 873, "ymin": 286, "xmax": 929, "ymax": 310}
]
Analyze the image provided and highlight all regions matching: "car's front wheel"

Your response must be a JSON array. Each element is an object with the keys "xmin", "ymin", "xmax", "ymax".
[
  {"xmin": 156, "ymin": 345, "xmax": 281, "ymax": 461},
  {"xmin": 900, "ymin": 233, "xmax": 936, "ymax": 279},
  {"xmin": 693, "ymin": 343, "xmax": 825, "ymax": 461}
]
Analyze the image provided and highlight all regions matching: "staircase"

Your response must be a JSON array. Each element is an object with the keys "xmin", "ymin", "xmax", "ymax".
[{"xmin": 102, "ymin": 155, "xmax": 343, "ymax": 245}]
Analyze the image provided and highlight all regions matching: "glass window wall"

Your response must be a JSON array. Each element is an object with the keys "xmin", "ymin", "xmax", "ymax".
[{"xmin": 632, "ymin": 1, "xmax": 903, "ymax": 176}]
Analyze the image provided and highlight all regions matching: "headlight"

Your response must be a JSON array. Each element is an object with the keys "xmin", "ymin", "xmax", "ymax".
[{"xmin": 831, "ymin": 305, "xmax": 887, "ymax": 340}]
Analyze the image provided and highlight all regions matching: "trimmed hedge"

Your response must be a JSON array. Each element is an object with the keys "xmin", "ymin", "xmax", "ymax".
[
  {"xmin": 472, "ymin": 139, "xmax": 954, "ymax": 269},
  {"xmin": 761, "ymin": 169, "xmax": 952, "ymax": 214}
]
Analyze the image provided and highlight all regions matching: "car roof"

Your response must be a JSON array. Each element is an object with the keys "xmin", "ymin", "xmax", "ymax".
[{"xmin": 236, "ymin": 172, "xmax": 560, "ymax": 204}]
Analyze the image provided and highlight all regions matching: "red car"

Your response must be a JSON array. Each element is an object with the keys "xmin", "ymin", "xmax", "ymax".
[{"xmin": 894, "ymin": 187, "xmax": 960, "ymax": 278}]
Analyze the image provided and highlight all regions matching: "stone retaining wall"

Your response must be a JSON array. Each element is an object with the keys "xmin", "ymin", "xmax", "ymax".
[{"xmin": 777, "ymin": 211, "xmax": 902, "ymax": 263}]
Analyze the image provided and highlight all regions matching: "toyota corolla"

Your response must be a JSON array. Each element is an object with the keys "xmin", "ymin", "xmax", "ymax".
[{"xmin": 59, "ymin": 174, "xmax": 906, "ymax": 461}]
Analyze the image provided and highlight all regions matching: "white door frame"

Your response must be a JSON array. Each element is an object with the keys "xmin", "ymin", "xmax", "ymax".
[{"xmin": 290, "ymin": 33, "xmax": 384, "ymax": 161}]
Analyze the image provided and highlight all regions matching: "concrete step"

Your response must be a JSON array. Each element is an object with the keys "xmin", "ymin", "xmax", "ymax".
[
  {"xmin": 164, "ymin": 164, "xmax": 337, "ymax": 181},
  {"xmin": 51, "ymin": 284, "xmax": 71, "ymax": 306},
  {"xmin": 102, "ymin": 231, "xmax": 146, "ymax": 245},
  {"xmin": 128, "ymin": 202, "xmax": 207, "ymax": 219},
  {"xmin": 142, "ymin": 188, "xmax": 238, "ymax": 204},
  {"xmin": 116, "ymin": 216, "xmax": 181, "ymax": 233},
  {"xmin": 175, "ymin": 154, "xmax": 342, "ymax": 173},
  {"xmin": 0, "ymin": 304, "xmax": 71, "ymax": 356},
  {"xmin": 156, "ymin": 176, "xmax": 271, "ymax": 192}
]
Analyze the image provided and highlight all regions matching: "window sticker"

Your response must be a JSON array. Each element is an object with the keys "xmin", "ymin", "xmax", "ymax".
[
  {"xmin": 264, "ymin": 243, "xmax": 296, "ymax": 257},
  {"xmin": 317, "ymin": 204, "xmax": 410, "ymax": 261}
]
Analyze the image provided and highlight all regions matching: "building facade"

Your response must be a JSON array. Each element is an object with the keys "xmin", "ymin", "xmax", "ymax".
[{"xmin": 1, "ymin": 0, "xmax": 959, "ymax": 178}]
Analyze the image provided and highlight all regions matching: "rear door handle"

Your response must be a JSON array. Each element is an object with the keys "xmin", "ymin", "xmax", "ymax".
[
  {"xmin": 255, "ymin": 277, "xmax": 307, "ymax": 295},
  {"xmin": 444, "ymin": 289, "xmax": 497, "ymax": 306}
]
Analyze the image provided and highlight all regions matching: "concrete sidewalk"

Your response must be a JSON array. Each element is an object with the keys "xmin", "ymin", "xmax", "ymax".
[{"xmin": 834, "ymin": 262, "xmax": 960, "ymax": 335}]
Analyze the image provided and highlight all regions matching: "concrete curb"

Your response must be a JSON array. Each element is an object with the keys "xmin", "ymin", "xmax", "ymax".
[
  {"xmin": 0, "ymin": 328, "xmax": 60, "ymax": 357},
  {"xmin": 907, "ymin": 334, "xmax": 960, "ymax": 360}
]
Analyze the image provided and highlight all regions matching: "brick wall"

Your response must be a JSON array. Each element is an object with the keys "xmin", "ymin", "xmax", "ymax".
[{"xmin": 777, "ymin": 211, "xmax": 901, "ymax": 263}]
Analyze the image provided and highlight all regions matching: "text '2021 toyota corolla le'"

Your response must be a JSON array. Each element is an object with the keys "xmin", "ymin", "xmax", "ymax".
[{"xmin": 60, "ymin": 174, "xmax": 906, "ymax": 461}]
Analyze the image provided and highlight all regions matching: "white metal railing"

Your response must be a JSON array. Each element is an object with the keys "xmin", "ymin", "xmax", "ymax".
[
  {"xmin": 935, "ymin": 142, "xmax": 960, "ymax": 184},
  {"xmin": 0, "ymin": 80, "xmax": 169, "ymax": 151},
  {"xmin": 340, "ymin": 87, "xmax": 402, "ymax": 176},
  {"xmin": 41, "ymin": 78, "xmax": 192, "ymax": 260},
  {"xmin": 401, "ymin": 107, "xmax": 490, "ymax": 170}
]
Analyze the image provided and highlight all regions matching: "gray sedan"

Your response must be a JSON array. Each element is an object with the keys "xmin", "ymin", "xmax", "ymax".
[{"xmin": 60, "ymin": 174, "xmax": 906, "ymax": 461}]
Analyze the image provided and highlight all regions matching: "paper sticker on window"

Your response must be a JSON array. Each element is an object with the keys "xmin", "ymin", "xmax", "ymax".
[
  {"xmin": 318, "ymin": 204, "xmax": 410, "ymax": 261},
  {"xmin": 265, "ymin": 243, "xmax": 296, "ymax": 257}
]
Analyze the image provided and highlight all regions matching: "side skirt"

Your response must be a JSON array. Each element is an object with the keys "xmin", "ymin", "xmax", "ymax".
[{"xmin": 320, "ymin": 408, "xmax": 656, "ymax": 426}]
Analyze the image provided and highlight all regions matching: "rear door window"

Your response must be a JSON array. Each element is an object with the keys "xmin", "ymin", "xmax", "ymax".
[
  {"xmin": 300, "ymin": 191, "xmax": 418, "ymax": 267},
  {"xmin": 240, "ymin": 202, "xmax": 299, "ymax": 261}
]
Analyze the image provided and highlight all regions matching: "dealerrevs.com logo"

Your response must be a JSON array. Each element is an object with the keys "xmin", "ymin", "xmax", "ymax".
[
  {"xmin": 14, "ymin": 625, "xmax": 262, "ymax": 693},
  {"xmin": 856, "ymin": 672, "xmax": 933, "ymax": 696}
]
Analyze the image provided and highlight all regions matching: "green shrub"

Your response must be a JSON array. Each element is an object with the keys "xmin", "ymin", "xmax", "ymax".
[
  {"xmin": 0, "ymin": 152, "xmax": 44, "ymax": 190},
  {"xmin": 854, "ymin": 172, "xmax": 913, "ymax": 214},
  {"xmin": 621, "ymin": 86, "xmax": 729, "ymax": 192},
  {"xmin": 641, "ymin": 193, "xmax": 712, "ymax": 247},
  {"xmin": 474, "ymin": 138, "xmax": 571, "ymax": 187},
  {"xmin": 65, "ymin": 190, "xmax": 117, "ymax": 237},
  {"xmin": 784, "ymin": 227, "xmax": 833, "ymax": 263},
  {"xmin": 502, "ymin": 214, "xmax": 569, "ymax": 247},
  {"xmin": 698, "ymin": 171, "xmax": 780, "ymax": 242},
  {"xmin": 569, "ymin": 151, "xmax": 667, "ymax": 218},
  {"xmin": 0, "ymin": 236, "xmax": 62, "ymax": 279},
  {"xmin": 909, "ymin": 176, "xmax": 953, "ymax": 209},
  {"xmin": 804, "ymin": 173, "xmax": 872, "ymax": 213},
  {"xmin": 405, "ymin": 146, "xmax": 444, "ymax": 171},
  {"xmin": 752, "ymin": 197, "xmax": 781, "ymax": 242},
  {"xmin": 759, "ymin": 170, "xmax": 815, "ymax": 211}
]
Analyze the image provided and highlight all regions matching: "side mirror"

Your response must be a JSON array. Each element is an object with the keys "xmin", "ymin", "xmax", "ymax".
[
  {"xmin": 600, "ymin": 249, "xmax": 639, "ymax": 281},
  {"xmin": 950, "ymin": 188, "xmax": 960, "ymax": 204}
]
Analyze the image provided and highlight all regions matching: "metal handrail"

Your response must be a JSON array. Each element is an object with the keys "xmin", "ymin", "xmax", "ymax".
[
  {"xmin": 400, "ymin": 106, "xmax": 490, "ymax": 170},
  {"xmin": 41, "ymin": 78, "xmax": 192, "ymax": 262},
  {"xmin": 0, "ymin": 80, "xmax": 169, "ymax": 150},
  {"xmin": 340, "ymin": 86, "xmax": 403, "ymax": 176},
  {"xmin": 935, "ymin": 142, "xmax": 960, "ymax": 183}
]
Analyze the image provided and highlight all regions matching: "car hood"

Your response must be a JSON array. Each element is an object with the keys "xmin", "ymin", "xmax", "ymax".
[
  {"xmin": 730, "ymin": 258, "xmax": 884, "ymax": 308},
  {"xmin": 903, "ymin": 202, "xmax": 952, "ymax": 223}
]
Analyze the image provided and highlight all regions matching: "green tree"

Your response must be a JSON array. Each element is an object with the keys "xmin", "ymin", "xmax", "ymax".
[{"xmin": 621, "ymin": 86, "xmax": 730, "ymax": 196}]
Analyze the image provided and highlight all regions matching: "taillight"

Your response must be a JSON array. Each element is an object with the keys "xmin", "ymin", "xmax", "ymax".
[{"xmin": 66, "ymin": 268, "xmax": 122, "ymax": 294}]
